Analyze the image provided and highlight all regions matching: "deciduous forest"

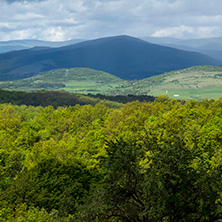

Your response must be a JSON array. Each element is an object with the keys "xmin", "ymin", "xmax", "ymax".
[{"xmin": 1, "ymin": 95, "xmax": 222, "ymax": 221}]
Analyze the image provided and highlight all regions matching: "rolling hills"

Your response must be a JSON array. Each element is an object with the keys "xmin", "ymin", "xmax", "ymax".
[
  {"xmin": 1, "ymin": 65, "xmax": 222, "ymax": 100},
  {"xmin": 121, "ymin": 65, "xmax": 222, "ymax": 100},
  {"xmin": 0, "ymin": 35, "xmax": 220, "ymax": 81}
]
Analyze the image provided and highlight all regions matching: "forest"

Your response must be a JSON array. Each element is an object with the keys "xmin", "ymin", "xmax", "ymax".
[{"xmin": 1, "ymin": 95, "xmax": 222, "ymax": 221}]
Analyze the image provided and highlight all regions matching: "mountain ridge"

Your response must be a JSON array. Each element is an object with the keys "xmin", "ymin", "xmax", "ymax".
[
  {"xmin": 0, "ymin": 35, "xmax": 220, "ymax": 81},
  {"xmin": 0, "ymin": 38, "xmax": 85, "ymax": 54}
]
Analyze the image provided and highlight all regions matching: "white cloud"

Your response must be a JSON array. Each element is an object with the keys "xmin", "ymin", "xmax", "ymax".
[
  {"xmin": 0, "ymin": 0, "xmax": 222, "ymax": 41},
  {"xmin": 151, "ymin": 26, "xmax": 194, "ymax": 38},
  {"xmin": 151, "ymin": 25, "xmax": 218, "ymax": 39},
  {"xmin": 44, "ymin": 26, "xmax": 65, "ymax": 41}
]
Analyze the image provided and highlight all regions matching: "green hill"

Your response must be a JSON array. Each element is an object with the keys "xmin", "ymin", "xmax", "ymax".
[
  {"xmin": 35, "ymin": 67, "xmax": 122, "ymax": 82},
  {"xmin": 123, "ymin": 65, "xmax": 222, "ymax": 100},
  {"xmin": 1, "ymin": 65, "xmax": 222, "ymax": 100},
  {"xmin": 0, "ymin": 67, "xmax": 123, "ymax": 94}
]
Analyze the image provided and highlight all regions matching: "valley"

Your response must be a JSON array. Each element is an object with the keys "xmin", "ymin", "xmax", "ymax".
[{"xmin": 1, "ymin": 65, "xmax": 222, "ymax": 100}]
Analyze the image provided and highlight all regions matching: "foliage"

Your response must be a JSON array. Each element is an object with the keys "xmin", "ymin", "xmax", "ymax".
[
  {"xmin": 1, "ymin": 97, "xmax": 222, "ymax": 221},
  {"xmin": 87, "ymin": 93, "xmax": 155, "ymax": 104},
  {"xmin": 0, "ymin": 89, "xmax": 123, "ymax": 109}
]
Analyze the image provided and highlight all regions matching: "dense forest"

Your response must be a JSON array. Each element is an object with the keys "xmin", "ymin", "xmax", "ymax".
[{"xmin": 1, "ymin": 95, "xmax": 222, "ymax": 221}]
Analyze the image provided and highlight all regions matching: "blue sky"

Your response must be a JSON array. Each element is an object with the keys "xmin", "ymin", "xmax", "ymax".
[{"xmin": 1, "ymin": 0, "xmax": 222, "ymax": 41}]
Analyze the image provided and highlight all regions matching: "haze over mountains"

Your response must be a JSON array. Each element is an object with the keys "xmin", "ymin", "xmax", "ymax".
[
  {"xmin": 0, "ymin": 39, "xmax": 84, "ymax": 54},
  {"xmin": 0, "ymin": 35, "xmax": 220, "ymax": 81},
  {"xmin": 142, "ymin": 36, "xmax": 222, "ymax": 60}
]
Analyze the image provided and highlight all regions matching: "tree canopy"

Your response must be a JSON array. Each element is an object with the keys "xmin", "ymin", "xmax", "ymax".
[{"xmin": 1, "ymin": 96, "xmax": 222, "ymax": 221}]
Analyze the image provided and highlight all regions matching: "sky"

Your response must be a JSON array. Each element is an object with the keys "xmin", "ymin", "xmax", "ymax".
[{"xmin": 0, "ymin": 0, "xmax": 222, "ymax": 41}]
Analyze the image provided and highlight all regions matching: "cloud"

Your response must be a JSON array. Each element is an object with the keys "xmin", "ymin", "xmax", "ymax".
[
  {"xmin": 0, "ymin": 0, "xmax": 222, "ymax": 41},
  {"xmin": 151, "ymin": 25, "xmax": 218, "ymax": 39},
  {"xmin": 5, "ymin": 0, "xmax": 44, "ymax": 3},
  {"xmin": 151, "ymin": 26, "xmax": 194, "ymax": 38}
]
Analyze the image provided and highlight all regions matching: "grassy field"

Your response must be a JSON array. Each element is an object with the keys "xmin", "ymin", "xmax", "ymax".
[
  {"xmin": 60, "ymin": 81, "xmax": 121, "ymax": 94},
  {"xmin": 0, "ymin": 67, "xmax": 124, "ymax": 94},
  {"xmin": 147, "ymin": 86, "xmax": 222, "ymax": 100},
  {"xmin": 121, "ymin": 65, "xmax": 222, "ymax": 100}
]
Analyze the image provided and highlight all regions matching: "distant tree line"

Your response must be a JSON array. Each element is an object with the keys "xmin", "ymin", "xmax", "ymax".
[
  {"xmin": 0, "ymin": 90, "xmax": 122, "ymax": 108},
  {"xmin": 0, "ymin": 89, "xmax": 156, "ymax": 109},
  {"xmin": 87, "ymin": 93, "xmax": 156, "ymax": 103}
]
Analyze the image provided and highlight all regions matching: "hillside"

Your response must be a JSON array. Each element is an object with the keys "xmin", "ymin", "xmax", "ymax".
[
  {"xmin": 123, "ymin": 65, "xmax": 222, "ymax": 100},
  {"xmin": 0, "ymin": 35, "xmax": 219, "ymax": 81},
  {"xmin": 0, "ymin": 67, "xmax": 123, "ymax": 94}
]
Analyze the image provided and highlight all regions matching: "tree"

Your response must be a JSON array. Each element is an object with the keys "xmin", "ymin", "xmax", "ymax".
[
  {"xmin": 80, "ymin": 138, "xmax": 147, "ymax": 222},
  {"xmin": 1, "ymin": 157, "xmax": 94, "ymax": 217}
]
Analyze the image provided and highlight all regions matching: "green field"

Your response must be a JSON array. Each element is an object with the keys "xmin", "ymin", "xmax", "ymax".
[
  {"xmin": 147, "ymin": 86, "xmax": 222, "ymax": 100},
  {"xmin": 121, "ymin": 65, "xmax": 222, "ymax": 100},
  {"xmin": 60, "ymin": 81, "xmax": 121, "ymax": 94}
]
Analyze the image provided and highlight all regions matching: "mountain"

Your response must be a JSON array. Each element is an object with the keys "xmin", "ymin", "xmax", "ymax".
[
  {"xmin": 141, "ymin": 36, "xmax": 222, "ymax": 50},
  {"xmin": 0, "ymin": 35, "xmax": 220, "ymax": 81},
  {"xmin": 140, "ymin": 36, "xmax": 182, "ymax": 45},
  {"xmin": 0, "ymin": 39, "xmax": 85, "ymax": 54},
  {"xmin": 141, "ymin": 36, "xmax": 222, "ymax": 61},
  {"xmin": 166, "ymin": 37, "xmax": 222, "ymax": 61},
  {"xmin": 169, "ymin": 37, "xmax": 222, "ymax": 50}
]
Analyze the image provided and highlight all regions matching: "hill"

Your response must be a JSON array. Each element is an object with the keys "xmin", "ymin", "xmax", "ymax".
[
  {"xmin": 0, "ymin": 35, "xmax": 219, "ymax": 81},
  {"xmin": 122, "ymin": 65, "xmax": 222, "ymax": 100},
  {"xmin": 1, "ymin": 65, "xmax": 222, "ymax": 100},
  {"xmin": 0, "ymin": 67, "xmax": 123, "ymax": 94}
]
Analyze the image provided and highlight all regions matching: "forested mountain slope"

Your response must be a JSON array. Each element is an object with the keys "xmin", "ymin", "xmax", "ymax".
[{"xmin": 0, "ymin": 35, "xmax": 219, "ymax": 81}]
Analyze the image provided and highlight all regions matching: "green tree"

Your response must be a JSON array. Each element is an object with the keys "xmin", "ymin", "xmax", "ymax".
[
  {"xmin": 1, "ymin": 158, "xmax": 94, "ymax": 217},
  {"xmin": 80, "ymin": 138, "xmax": 147, "ymax": 221}
]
